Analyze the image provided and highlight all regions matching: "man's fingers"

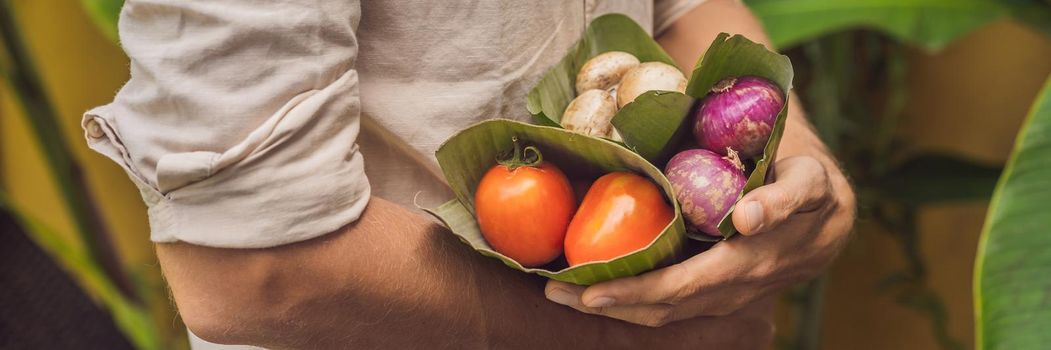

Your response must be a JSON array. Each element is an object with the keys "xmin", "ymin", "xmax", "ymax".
[
  {"xmin": 545, "ymin": 282, "xmax": 681, "ymax": 327},
  {"xmin": 579, "ymin": 262, "xmax": 693, "ymax": 307},
  {"xmin": 579, "ymin": 248, "xmax": 735, "ymax": 307},
  {"xmin": 580, "ymin": 304, "xmax": 680, "ymax": 327},
  {"xmin": 732, "ymin": 156, "xmax": 830, "ymax": 235},
  {"xmin": 545, "ymin": 280, "xmax": 587, "ymax": 307},
  {"xmin": 546, "ymin": 262, "xmax": 692, "ymax": 307}
]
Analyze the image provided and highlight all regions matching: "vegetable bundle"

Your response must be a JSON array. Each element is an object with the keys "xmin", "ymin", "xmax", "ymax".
[{"xmin": 426, "ymin": 14, "xmax": 793, "ymax": 285}]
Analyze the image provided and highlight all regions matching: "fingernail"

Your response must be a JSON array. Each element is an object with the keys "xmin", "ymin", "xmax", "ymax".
[
  {"xmin": 585, "ymin": 296, "xmax": 616, "ymax": 308},
  {"xmin": 745, "ymin": 201, "xmax": 763, "ymax": 232},
  {"xmin": 546, "ymin": 288, "xmax": 578, "ymax": 306}
]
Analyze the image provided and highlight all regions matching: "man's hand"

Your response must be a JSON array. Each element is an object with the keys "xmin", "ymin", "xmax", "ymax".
[
  {"xmin": 539, "ymin": 0, "xmax": 857, "ymax": 328},
  {"xmin": 545, "ymin": 155, "xmax": 856, "ymax": 327}
]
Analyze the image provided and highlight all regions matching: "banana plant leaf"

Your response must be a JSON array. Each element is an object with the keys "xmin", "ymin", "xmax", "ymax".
[
  {"xmin": 875, "ymin": 153, "xmax": 1003, "ymax": 206},
  {"xmin": 974, "ymin": 74, "xmax": 1051, "ymax": 349},
  {"xmin": 744, "ymin": 0, "xmax": 1043, "ymax": 51},
  {"xmin": 426, "ymin": 119, "xmax": 686, "ymax": 285},
  {"xmin": 80, "ymin": 0, "xmax": 123, "ymax": 44},
  {"xmin": 684, "ymin": 33, "xmax": 794, "ymax": 239}
]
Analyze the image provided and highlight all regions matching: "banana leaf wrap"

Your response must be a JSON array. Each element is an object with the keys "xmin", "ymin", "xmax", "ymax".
[
  {"xmin": 526, "ymin": 14, "xmax": 794, "ymax": 239},
  {"xmin": 426, "ymin": 119, "xmax": 686, "ymax": 285},
  {"xmin": 427, "ymin": 15, "xmax": 795, "ymax": 283}
]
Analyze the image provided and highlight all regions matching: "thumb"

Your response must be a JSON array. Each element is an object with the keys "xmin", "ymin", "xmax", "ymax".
[{"xmin": 732, "ymin": 156, "xmax": 830, "ymax": 235}]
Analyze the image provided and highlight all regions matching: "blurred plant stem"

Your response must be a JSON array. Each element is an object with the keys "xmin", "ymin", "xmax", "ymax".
[
  {"xmin": 1, "ymin": 193, "xmax": 161, "ymax": 349},
  {"xmin": 873, "ymin": 207, "xmax": 966, "ymax": 350},
  {"xmin": 792, "ymin": 277, "xmax": 826, "ymax": 350},
  {"xmin": 0, "ymin": 0, "xmax": 135, "ymax": 301},
  {"xmin": 786, "ymin": 30, "xmax": 983, "ymax": 350}
]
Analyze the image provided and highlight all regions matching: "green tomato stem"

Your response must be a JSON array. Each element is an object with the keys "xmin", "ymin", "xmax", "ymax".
[{"xmin": 498, "ymin": 136, "xmax": 544, "ymax": 170}]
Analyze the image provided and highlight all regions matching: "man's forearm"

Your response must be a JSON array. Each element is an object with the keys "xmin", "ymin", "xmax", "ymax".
[{"xmin": 159, "ymin": 197, "xmax": 772, "ymax": 349}]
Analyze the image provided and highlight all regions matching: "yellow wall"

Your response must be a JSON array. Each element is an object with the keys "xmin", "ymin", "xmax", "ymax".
[{"xmin": 1, "ymin": 1, "xmax": 186, "ymax": 348}]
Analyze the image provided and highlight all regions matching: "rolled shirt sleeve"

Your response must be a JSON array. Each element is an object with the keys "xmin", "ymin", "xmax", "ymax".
[{"xmin": 82, "ymin": 0, "xmax": 369, "ymax": 248}]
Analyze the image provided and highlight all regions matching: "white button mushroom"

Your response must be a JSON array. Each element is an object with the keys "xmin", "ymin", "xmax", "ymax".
[
  {"xmin": 616, "ymin": 62, "xmax": 687, "ymax": 109},
  {"xmin": 560, "ymin": 89, "xmax": 618, "ymax": 138},
  {"xmin": 575, "ymin": 51, "xmax": 640, "ymax": 94}
]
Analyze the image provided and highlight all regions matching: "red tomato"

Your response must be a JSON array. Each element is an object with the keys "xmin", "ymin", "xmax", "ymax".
[
  {"xmin": 474, "ymin": 144, "xmax": 576, "ymax": 267},
  {"xmin": 564, "ymin": 172, "xmax": 674, "ymax": 266}
]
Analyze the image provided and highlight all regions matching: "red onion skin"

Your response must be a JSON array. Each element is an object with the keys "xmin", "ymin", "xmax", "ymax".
[
  {"xmin": 664, "ymin": 149, "xmax": 747, "ymax": 236},
  {"xmin": 693, "ymin": 76, "xmax": 784, "ymax": 159}
]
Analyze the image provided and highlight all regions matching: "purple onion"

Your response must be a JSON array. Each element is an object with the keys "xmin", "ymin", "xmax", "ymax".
[
  {"xmin": 664, "ymin": 148, "xmax": 747, "ymax": 236},
  {"xmin": 693, "ymin": 76, "xmax": 784, "ymax": 159}
]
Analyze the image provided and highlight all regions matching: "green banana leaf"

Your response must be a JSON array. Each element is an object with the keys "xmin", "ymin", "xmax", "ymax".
[
  {"xmin": 524, "ymin": 13, "xmax": 692, "ymax": 162},
  {"xmin": 80, "ymin": 0, "xmax": 123, "ymax": 44},
  {"xmin": 1009, "ymin": 2, "xmax": 1051, "ymax": 39},
  {"xmin": 876, "ymin": 153, "xmax": 1003, "ymax": 206},
  {"xmin": 974, "ymin": 74, "xmax": 1051, "ymax": 349},
  {"xmin": 610, "ymin": 91, "xmax": 696, "ymax": 163},
  {"xmin": 426, "ymin": 119, "xmax": 686, "ymax": 285},
  {"xmin": 744, "ymin": 0, "xmax": 1042, "ymax": 51},
  {"xmin": 686, "ymin": 33, "xmax": 794, "ymax": 239}
]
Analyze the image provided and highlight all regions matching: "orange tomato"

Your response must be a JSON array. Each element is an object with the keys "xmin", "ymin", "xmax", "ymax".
[
  {"xmin": 564, "ymin": 172, "xmax": 674, "ymax": 266},
  {"xmin": 474, "ymin": 143, "xmax": 576, "ymax": 267}
]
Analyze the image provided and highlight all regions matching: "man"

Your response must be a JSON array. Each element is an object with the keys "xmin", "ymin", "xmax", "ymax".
[{"xmin": 83, "ymin": 0, "xmax": 855, "ymax": 348}]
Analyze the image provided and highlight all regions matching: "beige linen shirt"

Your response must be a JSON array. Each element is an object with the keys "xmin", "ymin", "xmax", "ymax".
[{"xmin": 83, "ymin": 0, "xmax": 707, "ymax": 248}]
